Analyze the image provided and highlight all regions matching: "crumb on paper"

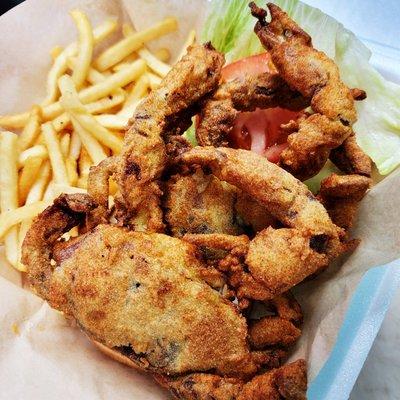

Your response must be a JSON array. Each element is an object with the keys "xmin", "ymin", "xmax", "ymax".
[{"xmin": 11, "ymin": 322, "xmax": 20, "ymax": 335}]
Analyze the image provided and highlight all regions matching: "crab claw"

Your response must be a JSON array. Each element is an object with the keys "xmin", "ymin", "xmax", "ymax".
[
  {"xmin": 22, "ymin": 193, "xmax": 96, "ymax": 300},
  {"xmin": 250, "ymin": 2, "xmax": 311, "ymax": 49}
]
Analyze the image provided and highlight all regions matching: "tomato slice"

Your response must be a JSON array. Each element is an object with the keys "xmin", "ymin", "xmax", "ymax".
[
  {"xmin": 221, "ymin": 53, "xmax": 276, "ymax": 81},
  {"xmin": 229, "ymin": 107, "xmax": 298, "ymax": 159},
  {"xmin": 217, "ymin": 52, "xmax": 301, "ymax": 163}
]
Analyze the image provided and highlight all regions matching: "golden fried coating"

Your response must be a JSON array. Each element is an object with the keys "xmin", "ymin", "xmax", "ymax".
[
  {"xmin": 118, "ymin": 43, "xmax": 224, "ymax": 231},
  {"xmin": 184, "ymin": 233, "xmax": 250, "ymax": 253},
  {"xmin": 235, "ymin": 191, "xmax": 278, "ymax": 232},
  {"xmin": 164, "ymin": 360, "xmax": 307, "ymax": 400},
  {"xmin": 179, "ymin": 147, "xmax": 349, "ymax": 299},
  {"xmin": 24, "ymin": 201, "xmax": 260, "ymax": 377},
  {"xmin": 164, "ymin": 169, "xmax": 243, "ymax": 237},
  {"xmin": 161, "ymin": 373, "xmax": 243, "ymax": 400},
  {"xmin": 196, "ymin": 72, "xmax": 307, "ymax": 147},
  {"xmin": 250, "ymin": 3, "xmax": 361, "ymax": 180},
  {"xmin": 318, "ymin": 173, "xmax": 371, "ymax": 231},
  {"xmin": 23, "ymin": 193, "xmax": 305, "ymax": 387},
  {"xmin": 87, "ymin": 156, "xmax": 118, "ymax": 228},
  {"xmin": 249, "ymin": 292, "xmax": 302, "ymax": 350},
  {"xmin": 271, "ymin": 291, "xmax": 303, "ymax": 322},
  {"xmin": 330, "ymin": 133, "xmax": 372, "ymax": 177},
  {"xmin": 164, "ymin": 169, "xmax": 275, "ymax": 238},
  {"xmin": 22, "ymin": 194, "xmax": 96, "ymax": 300},
  {"xmin": 180, "ymin": 148, "xmax": 340, "ymax": 235},
  {"xmin": 249, "ymin": 317, "xmax": 301, "ymax": 349}
]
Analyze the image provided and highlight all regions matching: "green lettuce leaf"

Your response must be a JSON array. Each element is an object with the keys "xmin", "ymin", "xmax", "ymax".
[
  {"xmin": 201, "ymin": 0, "xmax": 400, "ymax": 176},
  {"xmin": 182, "ymin": 118, "xmax": 198, "ymax": 146}
]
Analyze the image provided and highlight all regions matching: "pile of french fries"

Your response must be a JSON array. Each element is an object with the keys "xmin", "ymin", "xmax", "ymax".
[{"xmin": 0, "ymin": 9, "xmax": 195, "ymax": 271}]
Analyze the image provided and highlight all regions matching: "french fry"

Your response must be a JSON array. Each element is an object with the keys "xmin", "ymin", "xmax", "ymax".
[
  {"xmin": 34, "ymin": 134, "xmax": 45, "ymax": 146},
  {"xmin": 0, "ymin": 132, "xmax": 19, "ymax": 267},
  {"xmin": 95, "ymin": 17, "xmax": 177, "ymax": 71},
  {"xmin": 52, "ymin": 183, "xmax": 87, "ymax": 197},
  {"xmin": 175, "ymin": 29, "xmax": 196, "ymax": 62},
  {"xmin": 122, "ymin": 23, "xmax": 134, "ymax": 37},
  {"xmin": 41, "ymin": 18, "xmax": 117, "ymax": 106},
  {"xmin": 71, "ymin": 116, "xmax": 107, "ymax": 164},
  {"xmin": 112, "ymin": 61, "xmax": 135, "ymax": 72},
  {"xmin": 77, "ymin": 148, "xmax": 92, "ymax": 189},
  {"xmin": 67, "ymin": 57, "xmax": 105, "ymax": 85},
  {"xmin": 69, "ymin": 130, "xmax": 82, "ymax": 160},
  {"xmin": 42, "ymin": 122, "xmax": 69, "ymax": 184},
  {"xmin": 50, "ymin": 45, "xmax": 63, "ymax": 60},
  {"xmin": 0, "ymin": 201, "xmax": 50, "ymax": 240},
  {"xmin": 147, "ymin": 72, "xmax": 162, "ymax": 90},
  {"xmin": 66, "ymin": 157, "xmax": 79, "ymax": 186},
  {"xmin": 51, "ymin": 113, "xmax": 71, "ymax": 132},
  {"xmin": 4, "ymin": 228, "xmax": 20, "ymax": 269},
  {"xmin": 70, "ymin": 10, "xmax": 94, "ymax": 89},
  {"xmin": 109, "ymin": 177, "xmax": 119, "ymax": 195},
  {"xmin": 60, "ymin": 133, "xmax": 71, "ymax": 157},
  {"xmin": 59, "ymin": 75, "xmax": 123, "ymax": 153},
  {"xmin": 0, "ymin": 112, "xmax": 30, "ymax": 129},
  {"xmin": 118, "ymin": 101, "xmax": 140, "ymax": 120},
  {"xmin": 77, "ymin": 179, "xmax": 87, "ymax": 190},
  {"xmin": 121, "ymin": 22, "xmax": 171, "ymax": 76},
  {"xmin": 0, "ymin": 132, "xmax": 19, "ymax": 212},
  {"xmin": 123, "ymin": 74, "xmax": 149, "ymax": 106},
  {"xmin": 69, "ymin": 226, "xmax": 79, "ymax": 237},
  {"xmin": 138, "ymin": 48, "xmax": 171, "ymax": 77},
  {"xmin": 95, "ymin": 114, "xmax": 129, "ymax": 130},
  {"xmin": 18, "ymin": 105, "xmax": 42, "ymax": 151},
  {"xmin": 76, "ymin": 59, "xmax": 146, "ymax": 104},
  {"xmin": 18, "ymin": 156, "xmax": 43, "ymax": 205},
  {"xmin": 43, "ymin": 181, "xmax": 55, "ymax": 201},
  {"xmin": 112, "ymin": 55, "xmax": 141, "ymax": 72},
  {"xmin": 18, "ymin": 144, "xmax": 48, "ymax": 168},
  {"xmin": 79, "ymin": 147, "xmax": 92, "ymax": 174},
  {"xmin": 112, "ymin": 48, "xmax": 171, "ymax": 71},
  {"xmin": 118, "ymin": 74, "xmax": 149, "ymax": 117},
  {"xmin": 18, "ymin": 219, "xmax": 30, "ymax": 270},
  {"xmin": 52, "ymin": 90, "xmax": 125, "ymax": 132},
  {"xmin": 25, "ymin": 161, "xmax": 51, "ymax": 204},
  {"xmin": 86, "ymin": 67, "xmax": 106, "ymax": 84},
  {"xmin": 1, "ymin": 59, "xmax": 146, "ymax": 127},
  {"xmin": 86, "ymin": 90, "xmax": 126, "ymax": 113},
  {"xmin": 0, "ymin": 13, "xmax": 182, "ymax": 272},
  {"xmin": 154, "ymin": 48, "xmax": 171, "ymax": 63},
  {"xmin": 18, "ymin": 161, "xmax": 52, "ymax": 269},
  {"xmin": 90, "ymin": 18, "xmax": 119, "ymax": 44}
]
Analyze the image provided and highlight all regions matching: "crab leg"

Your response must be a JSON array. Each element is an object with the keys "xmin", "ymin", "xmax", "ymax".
[
  {"xmin": 250, "ymin": 3, "xmax": 361, "ymax": 180},
  {"xmin": 318, "ymin": 173, "xmax": 371, "ymax": 231},
  {"xmin": 329, "ymin": 133, "xmax": 372, "ymax": 177},
  {"xmin": 179, "ymin": 147, "xmax": 349, "ymax": 299},
  {"xmin": 162, "ymin": 359, "xmax": 307, "ymax": 400},
  {"xmin": 118, "ymin": 43, "xmax": 224, "ymax": 231},
  {"xmin": 196, "ymin": 72, "xmax": 307, "ymax": 147}
]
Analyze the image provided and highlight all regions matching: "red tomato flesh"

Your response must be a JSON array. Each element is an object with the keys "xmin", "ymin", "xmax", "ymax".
[
  {"xmin": 218, "ymin": 52, "xmax": 301, "ymax": 163},
  {"xmin": 221, "ymin": 52, "xmax": 276, "ymax": 80}
]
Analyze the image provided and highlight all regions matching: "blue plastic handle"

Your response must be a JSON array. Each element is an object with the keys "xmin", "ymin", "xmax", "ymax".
[{"xmin": 308, "ymin": 258, "xmax": 400, "ymax": 399}]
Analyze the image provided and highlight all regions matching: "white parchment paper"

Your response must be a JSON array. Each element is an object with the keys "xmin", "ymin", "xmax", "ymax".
[{"xmin": 1, "ymin": 0, "xmax": 399, "ymax": 398}]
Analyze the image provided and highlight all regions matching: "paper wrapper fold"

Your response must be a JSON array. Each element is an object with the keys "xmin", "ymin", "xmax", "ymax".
[{"xmin": 1, "ymin": 0, "xmax": 400, "ymax": 398}]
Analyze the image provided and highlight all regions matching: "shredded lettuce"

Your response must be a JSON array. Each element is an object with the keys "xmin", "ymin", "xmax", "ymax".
[
  {"xmin": 202, "ymin": 0, "xmax": 400, "ymax": 176},
  {"xmin": 182, "ymin": 118, "xmax": 198, "ymax": 146}
]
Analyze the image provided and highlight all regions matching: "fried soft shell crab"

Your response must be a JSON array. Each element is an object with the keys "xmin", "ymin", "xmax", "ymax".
[{"xmin": 22, "ymin": 3, "xmax": 373, "ymax": 399}]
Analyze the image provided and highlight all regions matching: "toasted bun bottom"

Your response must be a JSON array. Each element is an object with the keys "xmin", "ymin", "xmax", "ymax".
[{"xmin": 92, "ymin": 340, "xmax": 142, "ymax": 371}]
